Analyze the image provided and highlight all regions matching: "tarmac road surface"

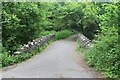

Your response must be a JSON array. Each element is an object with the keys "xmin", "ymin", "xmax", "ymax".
[{"xmin": 2, "ymin": 37, "xmax": 103, "ymax": 78}]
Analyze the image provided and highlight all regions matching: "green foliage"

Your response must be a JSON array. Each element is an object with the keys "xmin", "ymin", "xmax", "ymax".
[
  {"xmin": 52, "ymin": 2, "xmax": 100, "ymax": 39},
  {"xmin": 77, "ymin": 39, "xmax": 86, "ymax": 53},
  {"xmin": 2, "ymin": 2, "xmax": 51, "ymax": 54},
  {"xmin": 86, "ymin": 28, "xmax": 119, "ymax": 78},
  {"xmin": 54, "ymin": 30, "xmax": 74, "ymax": 40},
  {"xmin": 84, "ymin": 3, "xmax": 120, "ymax": 78},
  {"xmin": 1, "ymin": 2, "xmax": 120, "ymax": 78},
  {"xmin": 2, "ymin": 41, "xmax": 50, "ymax": 67},
  {"xmin": 0, "ymin": 43, "xmax": 3, "ymax": 67},
  {"xmin": 37, "ymin": 30, "xmax": 56, "ymax": 36},
  {"xmin": 1, "ymin": 2, "xmax": 75, "ymax": 67}
]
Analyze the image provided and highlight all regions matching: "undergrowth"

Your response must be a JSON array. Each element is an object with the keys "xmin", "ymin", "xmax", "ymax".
[{"xmin": 2, "ymin": 30, "xmax": 74, "ymax": 67}]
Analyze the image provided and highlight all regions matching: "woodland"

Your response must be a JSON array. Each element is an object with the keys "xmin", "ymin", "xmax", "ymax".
[{"xmin": 1, "ymin": 2, "xmax": 120, "ymax": 78}]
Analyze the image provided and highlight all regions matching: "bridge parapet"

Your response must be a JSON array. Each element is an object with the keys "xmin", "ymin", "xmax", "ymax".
[
  {"xmin": 77, "ymin": 33, "xmax": 92, "ymax": 48},
  {"xmin": 14, "ymin": 33, "xmax": 55, "ymax": 55}
]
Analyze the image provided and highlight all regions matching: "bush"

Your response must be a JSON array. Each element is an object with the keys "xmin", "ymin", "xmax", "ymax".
[
  {"xmin": 55, "ymin": 30, "xmax": 74, "ymax": 40},
  {"xmin": 81, "ymin": 3, "xmax": 120, "ymax": 78},
  {"xmin": 2, "ymin": 3, "xmax": 49, "ymax": 54},
  {"xmin": 85, "ymin": 27, "xmax": 120, "ymax": 78},
  {"xmin": 2, "ymin": 41, "xmax": 51, "ymax": 67},
  {"xmin": 77, "ymin": 39, "xmax": 86, "ymax": 53},
  {"xmin": 37, "ymin": 30, "xmax": 56, "ymax": 37}
]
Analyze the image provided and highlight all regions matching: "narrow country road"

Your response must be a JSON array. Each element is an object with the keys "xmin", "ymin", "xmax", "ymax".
[{"xmin": 2, "ymin": 37, "xmax": 103, "ymax": 78}]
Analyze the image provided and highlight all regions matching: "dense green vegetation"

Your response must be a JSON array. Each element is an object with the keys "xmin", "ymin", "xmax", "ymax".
[
  {"xmin": 1, "ymin": 2, "xmax": 119, "ymax": 78},
  {"xmin": 75, "ymin": 2, "xmax": 120, "ymax": 78},
  {"xmin": 2, "ymin": 40, "xmax": 52, "ymax": 67}
]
